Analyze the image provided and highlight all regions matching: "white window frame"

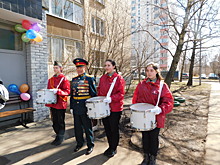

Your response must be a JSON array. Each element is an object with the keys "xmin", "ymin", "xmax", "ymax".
[
  {"xmin": 46, "ymin": 0, "xmax": 84, "ymax": 26},
  {"xmin": 91, "ymin": 16, "xmax": 105, "ymax": 36},
  {"xmin": 48, "ymin": 34, "xmax": 83, "ymax": 63}
]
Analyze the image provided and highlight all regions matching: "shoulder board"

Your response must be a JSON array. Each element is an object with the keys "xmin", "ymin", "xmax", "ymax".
[
  {"xmin": 85, "ymin": 74, "xmax": 93, "ymax": 78},
  {"xmin": 72, "ymin": 75, "xmax": 78, "ymax": 79}
]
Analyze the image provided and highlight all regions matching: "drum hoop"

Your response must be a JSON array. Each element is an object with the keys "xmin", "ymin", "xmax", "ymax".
[
  {"xmin": 131, "ymin": 122, "xmax": 157, "ymax": 131},
  {"xmin": 86, "ymin": 100, "xmax": 104, "ymax": 103},
  {"xmin": 131, "ymin": 126, "xmax": 156, "ymax": 131},
  {"xmin": 88, "ymin": 114, "xmax": 110, "ymax": 119},
  {"xmin": 130, "ymin": 109, "xmax": 152, "ymax": 113}
]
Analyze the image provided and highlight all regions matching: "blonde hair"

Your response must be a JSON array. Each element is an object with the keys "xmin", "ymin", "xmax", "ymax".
[{"xmin": 145, "ymin": 62, "xmax": 163, "ymax": 80}]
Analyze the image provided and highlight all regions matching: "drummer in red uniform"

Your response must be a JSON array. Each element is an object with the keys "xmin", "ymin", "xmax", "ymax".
[
  {"xmin": 132, "ymin": 62, "xmax": 173, "ymax": 165},
  {"xmin": 97, "ymin": 59, "xmax": 125, "ymax": 158},
  {"xmin": 46, "ymin": 61, "xmax": 70, "ymax": 146}
]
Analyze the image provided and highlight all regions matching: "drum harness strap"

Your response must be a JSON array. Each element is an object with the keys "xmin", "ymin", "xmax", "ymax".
[
  {"xmin": 50, "ymin": 77, "xmax": 67, "ymax": 102},
  {"xmin": 156, "ymin": 81, "xmax": 164, "ymax": 107},
  {"xmin": 106, "ymin": 77, "xmax": 118, "ymax": 98}
]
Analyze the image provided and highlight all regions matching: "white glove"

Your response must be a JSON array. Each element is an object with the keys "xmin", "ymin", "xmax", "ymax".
[
  {"xmin": 149, "ymin": 106, "xmax": 162, "ymax": 115},
  {"xmin": 52, "ymin": 89, "xmax": 58, "ymax": 94},
  {"xmin": 70, "ymin": 109, "xmax": 73, "ymax": 114},
  {"xmin": 103, "ymin": 97, "xmax": 112, "ymax": 103}
]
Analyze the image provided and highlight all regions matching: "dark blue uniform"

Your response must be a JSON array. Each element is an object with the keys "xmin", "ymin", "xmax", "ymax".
[{"xmin": 70, "ymin": 73, "xmax": 96, "ymax": 148}]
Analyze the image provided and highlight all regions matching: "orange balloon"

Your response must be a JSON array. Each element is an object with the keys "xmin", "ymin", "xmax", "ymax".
[
  {"xmin": 33, "ymin": 33, "xmax": 43, "ymax": 42},
  {"xmin": 19, "ymin": 84, "xmax": 29, "ymax": 93}
]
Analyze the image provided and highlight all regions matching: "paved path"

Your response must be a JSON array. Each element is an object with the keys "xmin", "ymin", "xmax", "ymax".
[
  {"xmin": 205, "ymin": 82, "xmax": 220, "ymax": 165},
  {"xmin": 0, "ymin": 114, "xmax": 145, "ymax": 165}
]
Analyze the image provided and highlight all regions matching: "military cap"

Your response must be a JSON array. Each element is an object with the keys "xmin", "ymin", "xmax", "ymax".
[
  {"xmin": 73, "ymin": 58, "xmax": 88, "ymax": 67},
  {"xmin": 54, "ymin": 61, "xmax": 62, "ymax": 67}
]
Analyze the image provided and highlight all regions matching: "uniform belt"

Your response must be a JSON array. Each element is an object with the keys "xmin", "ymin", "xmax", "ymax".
[{"xmin": 73, "ymin": 96, "xmax": 91, "ymax": 100}]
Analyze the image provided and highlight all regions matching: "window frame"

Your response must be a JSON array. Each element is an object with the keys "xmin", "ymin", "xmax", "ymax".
[
  {"xmin": 91, "ymin": 16, "xmax": 105, "ymax": 36},
  {"xmin": 47, "ymin": 34, "xmax": 83, "ymax": 63},
  {"xmin": 46, "ymin": 0, "xmax": 84, "ymax": 26}
]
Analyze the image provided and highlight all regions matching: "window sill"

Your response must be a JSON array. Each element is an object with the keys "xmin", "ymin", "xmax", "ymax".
[{"xmin": 90, "ymin": 32, "xmax": 106, "ymax": 38}]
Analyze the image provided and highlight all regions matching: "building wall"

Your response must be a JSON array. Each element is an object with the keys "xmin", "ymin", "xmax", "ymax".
[
  {"xmin": 43, "ymin": 0, "xmax": 84, "ymax": 80},
  {"xmin": 0, "ymin": 0, "xmax": 42, "ymax": 20},
  {"xmin": 84, "ymin": 0, "xmax": 131, "ymax": 76},
  {"xmin": 131, "ymin": 0, "xmax": 170, "ymax": 71},
  {"xmin": 26, "ymin": 9, "xmax": 49, "ymax": 121}
]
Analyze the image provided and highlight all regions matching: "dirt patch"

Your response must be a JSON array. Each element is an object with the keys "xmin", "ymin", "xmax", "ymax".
[{"xmin": 118, "ymin": 82, "xmax": 211, "ymax": 165}]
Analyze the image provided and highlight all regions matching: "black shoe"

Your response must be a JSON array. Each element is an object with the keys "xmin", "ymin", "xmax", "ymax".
[
  {"xmin": 104, "ymin": 148, "xmax": 111, "ymax": 156},
  {"xmin": 51, "ymin": 136, "xmax": 59, "ymax": 145},
  {"xmin": 141, "ymin": 154, "xmax": 150, "ymax": 165},
  {"xmin": 54, "ymin": 137, "xmax": 64, "ymax": 146},
  {"xmin": 106, "ymin": 149, "xmax": 117, "ymax": 158},
  {"xmin": 74, "ymin": 145, "xmax": 83, "ymax": 152},
  {"xmin": 149, "ymin": 155, "xmax": 156, "ymax": 165},
  {"xmin": 85, "ymin": 147, "xmax": 93, "ymax": 155}
]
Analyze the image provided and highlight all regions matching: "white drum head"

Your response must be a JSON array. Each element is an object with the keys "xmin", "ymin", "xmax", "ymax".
[
  {"xmin": 86, "ymin": 96, "xmax": 105, "ymax": 102},
  {"xmin": 130, "ymin": 103, "xmax": 155, "ymax": 111}
]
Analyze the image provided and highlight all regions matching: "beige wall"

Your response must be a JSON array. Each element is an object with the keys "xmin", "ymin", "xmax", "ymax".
[{"xmin": 84, "ymin": 0, "xmax": 131, "ymax": 77}]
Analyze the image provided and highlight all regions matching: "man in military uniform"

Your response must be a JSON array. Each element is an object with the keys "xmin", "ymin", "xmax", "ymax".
[{"xmin": 70, "ymin": 58, "xmax": 97, "ymax": 155}]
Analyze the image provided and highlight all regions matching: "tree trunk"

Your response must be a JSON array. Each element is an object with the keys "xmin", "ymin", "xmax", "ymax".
[
  {"xmin": 180, "ymin": 51, "xmax": 186, "ymax": 82},
  {"xmin": 165, "ymin": 33, "xmax": 186, "ymax": 88},
  {"xmin": 187, "ymin": 41, "xmax": 197, "ymax": 86}
]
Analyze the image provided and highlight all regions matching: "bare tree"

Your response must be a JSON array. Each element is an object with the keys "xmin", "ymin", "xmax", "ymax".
[
  {"xmin": 83, "ymin": 0, "xmax": 132, "ymax": 78},
  {"xmin": 133, "ymin": 0, "xmax": 220, "ymax": 87},
  {"xmin": 187, "ymin": 0, "xmax": 219, "ymax": 86}
]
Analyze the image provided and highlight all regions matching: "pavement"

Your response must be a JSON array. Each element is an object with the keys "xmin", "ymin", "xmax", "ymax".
[
  {"xmin": 1, "ymin": 81, "xmax": 219, "ymax": 165},
  {"xmin": 0, "ymin": 114, "xmax": 144, "ymax": 165},
  {"xmin": 205, "ymin": 82, "xmax": 220, "ymax": 165}
]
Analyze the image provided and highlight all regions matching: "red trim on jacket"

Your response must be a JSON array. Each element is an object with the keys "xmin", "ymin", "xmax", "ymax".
[{"xmin": 46, "ymin": 74, "xmax": 70, "ymax": 109}]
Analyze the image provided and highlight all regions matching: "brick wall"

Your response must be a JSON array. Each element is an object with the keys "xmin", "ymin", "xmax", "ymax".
[{"xmin": 26, "ymin": 9, "xmax": 49, "ymax": 121}]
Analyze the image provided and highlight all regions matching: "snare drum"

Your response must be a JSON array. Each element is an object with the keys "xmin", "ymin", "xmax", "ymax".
[
  {"xmin": 130, "ymin": 103, "xmax": 156, "ymax": 131},
  {"xmin": 36, "ymin": 89, "xmax": 57, "ymax": 104},
  {"xmin": 86, "ymin": 96, "xmax": 110, "ymax": 119}
]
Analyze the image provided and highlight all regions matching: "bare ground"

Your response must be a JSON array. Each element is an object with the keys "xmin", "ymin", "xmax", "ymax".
[{"xmin": 117, "ymin": 82, "xmax": 211, "ymax": 165}]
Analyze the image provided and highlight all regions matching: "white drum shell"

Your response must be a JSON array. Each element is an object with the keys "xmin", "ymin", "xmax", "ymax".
[
  {"xmin": 86, "ymin": 96, "xmax": 110, "ymax": 119},
  {"xmin": 36, "ymin": 89, "xmax": 57, "ymax": 104},
  {"xmin": 130, "ymin": 103, "xmax": 157, "ymax": 131}
]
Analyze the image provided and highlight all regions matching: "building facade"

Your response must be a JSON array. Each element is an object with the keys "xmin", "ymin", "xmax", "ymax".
[
  {"xmin": 84, "ymin": 0, "xmax": 131, "ymax": 77},
  {"xmin": 42, "ymin": 0, "xmax": 84, "ymax": 79},
  {"xmin": 0, "ymin": 0, "xmax": 49, "ymax": 126},
  {"xmin": 131, "ymin": 0, "xmax": 170, "ymax": 74}
]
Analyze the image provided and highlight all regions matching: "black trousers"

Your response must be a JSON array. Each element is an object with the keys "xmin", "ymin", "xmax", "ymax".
[
  {"xmin": 142, "ymin": 128, "xmax": 160, "ymax": 156},
  {"xmin": 50, "ymin": 108, "xmax": 66, "ymax": 137},
  {"xmin": 102, "ymin": 111, "xmax": 122, "ymax": 151},
  {"xmin": 73, "ymin": 114, "xmax": 94, "ymax": 148}
]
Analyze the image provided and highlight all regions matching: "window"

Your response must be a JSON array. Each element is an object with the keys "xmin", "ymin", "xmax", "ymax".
[
  {"xmin": 64, "ymin": 0, "xmax": 73, "ymax": 21},
  {"xmin": 52, "ymin": 37, "xmax": 64, "ymax": 61},
  {"xmin": 0, "ymin": 22, "xmax": 22, "ymax": 51},
  {"xmin": 92, "ymin": 50, "xmax": 105, "ymax": 68},
  {"xmin": 49, "ymin": 0, "xmax": 84, "ymax": 25},
  {"xmin": 52, "ymin": 0, "xmax": 63, "ymax": 17},
  {"xmin": 91, "ymin": 17, "xmax": 105, "ymax": 36},
  {"xmin": 48, "ymin": 35, "xmax": 83, "ymax": 63},
  {"xmin": 73, "ymin": 3, "xmax": 84, "ymax": 25}
]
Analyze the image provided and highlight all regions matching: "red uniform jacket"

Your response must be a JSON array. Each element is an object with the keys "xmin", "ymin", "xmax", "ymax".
[
  {"xmin": 132, "ymin": 78, "xmax": 173, "ymax": 128},
  {"xmin": 97, "ymin": 72, "xmax": 125, "ymax": 112},
  {"xmin": 46, "ymin": 74, "xmax": 70, "ymax": 109}
]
